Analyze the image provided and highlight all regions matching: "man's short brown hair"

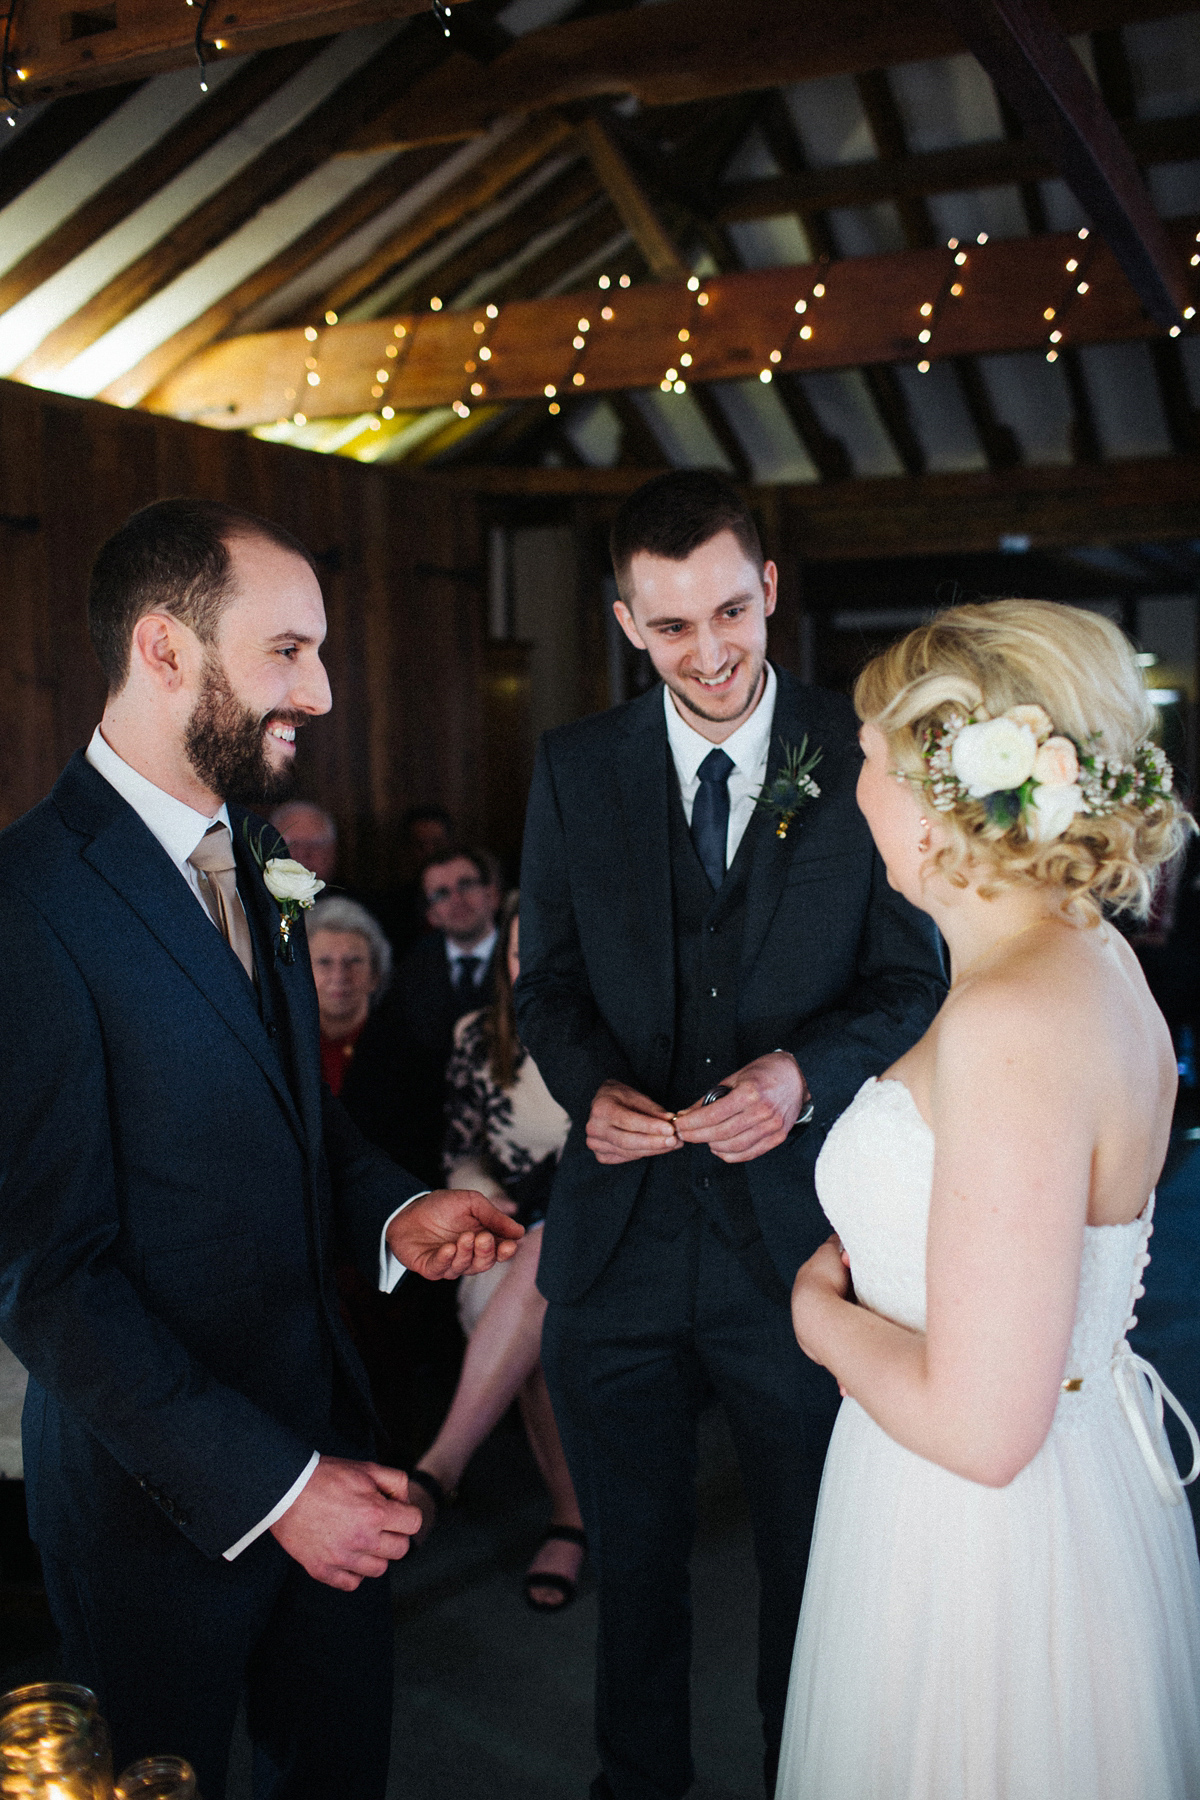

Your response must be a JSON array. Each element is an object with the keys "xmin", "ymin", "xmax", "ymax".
[
  {"xmin": 609, "ymin": 471, "xmax": 764, "ymax": 605},
  {"xmin": 87, "ymin": 497, "xmax": 318, "ymax": 693},
  {"xmin": 419, "ymin": 844, "xmax": 502, "ymax": 898}
]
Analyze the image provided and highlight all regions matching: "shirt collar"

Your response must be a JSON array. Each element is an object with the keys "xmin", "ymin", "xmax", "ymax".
[
  {"xmin": 86, "ymin": 726, "xmax": 230, "ymax": 871},
  {"xmin": 446, "ymin": 928, "xmax": 497, "ymax": 970},
  {"xmin": 662, "ymin": 661, "xmax": 777, "ymax": 783}
]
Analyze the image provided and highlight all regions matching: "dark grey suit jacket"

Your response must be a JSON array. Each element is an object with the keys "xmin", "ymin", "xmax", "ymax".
[{"xmin": 516, "ymin": 668, "xmax": 947, "ymax": 1303}]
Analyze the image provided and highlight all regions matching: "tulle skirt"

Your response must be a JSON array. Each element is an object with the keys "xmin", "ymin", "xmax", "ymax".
[{"xmin": 776, "ymin": 1385, "xmax": 1200, "ymax": 1799}]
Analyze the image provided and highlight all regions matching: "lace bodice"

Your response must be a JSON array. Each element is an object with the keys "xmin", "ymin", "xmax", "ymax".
[{"xmin": 816, "ymin": 1077, "xmax": 1151, "ymax": 1382}]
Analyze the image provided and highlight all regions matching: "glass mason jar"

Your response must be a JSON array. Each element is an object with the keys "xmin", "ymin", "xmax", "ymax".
[
  {"xmin": 0, "ymin": 1682, "xmax": 113, "ymax": 1798},
  {"xmin": 114, "ymin": 1759, "xmax": 196, "ymax": 1799}
]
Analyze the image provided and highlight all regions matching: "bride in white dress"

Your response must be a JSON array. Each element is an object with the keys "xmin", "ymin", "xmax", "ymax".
[{"xmin": 777, "ymin": 598, "xmax": 1200, "ymax": 1799}]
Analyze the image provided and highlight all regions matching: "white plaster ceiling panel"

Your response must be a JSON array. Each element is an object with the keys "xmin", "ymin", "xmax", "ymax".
[
  {"xmin": 1076, "ymin": 342, "xmax": 1172, "ymax": 457},
  {"xmin": 1036, "ymin": 178, "xmax": 1091, "ymax": 233},
  {"xmin": 562, "ymin": 397, "xmax": 623, "ymax": 466},
  {"xmin": 632, "ymin": 387, "xmax": 735, "ymax": 470},
  {"xmin": 455, "ymin": 196, "xmax": 607, "ymax": 309},
  {"xmin": 783, "ymin": 75, "xmax": 876, "ymax": 168},
  {"xmin": 0, "ymin": 27, "xmax": 395, "ymax": 377},
  {"xmin": 924, "ymin": 185, "xmax": 1030, "ymax": 243},
  {"xmin": 0, "ymin": 64, "xmax": 243, "ymax": 282},
  {"xmin": 726, "ymin": 216, "xmax": 813, "ymax": 268},
  {"xmin": 893, "ymin": 360, "xmax": 989, "ymax": 472},
  {"xmin": 236, "ymin": 120, "xmax": 519, "ymax": 332},
  {"xmin": 796, "ymin": 369, "xmax": 904, "ymax": 477},
  {"xmin": 887, "ymin": 54, "xmax": 1005, "ymax": 153},
  {"xmin": 543, "ymin": 229, "xmax": 634, "ymax": 297},
  {"xmin": 48, "ymin": 147, "xmax": 400, "ymax": 396},
  {"xmin": 976, "ymin": 349, "xmax": 1074, "ymax": 465},
  {"xmin": 708, "ymin": 379, "xmax": 820, "ymax": 483},
  {"xmin": 1124, "ymin": 14, "xmax": 1200, "ymax": 120},
  {"xmin": 827, "ymin": 201, "xmax": 907, "ymax": 257}
]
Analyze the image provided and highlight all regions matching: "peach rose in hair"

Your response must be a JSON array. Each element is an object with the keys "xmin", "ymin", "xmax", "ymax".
[{"xmin": 1032, "ymin": 736, "xmax": 1080, "ymax": 790}]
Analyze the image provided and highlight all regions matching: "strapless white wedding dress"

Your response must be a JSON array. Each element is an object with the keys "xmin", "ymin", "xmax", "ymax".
[{"xmin": 776, "ymin": 1077, "xmax": 1200, "ymax": 1800}]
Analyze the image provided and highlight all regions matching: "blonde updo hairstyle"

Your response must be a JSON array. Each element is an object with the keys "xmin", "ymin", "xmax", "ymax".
[{"xmin": 854, "ymin": 598, "xmax": 1191, "ymax": 923}]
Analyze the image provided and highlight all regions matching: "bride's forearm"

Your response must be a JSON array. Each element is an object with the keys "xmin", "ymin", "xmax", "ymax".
[{"xmin": 800, "ymin": 1291, "xmax": 1032, "ymax": 1487}]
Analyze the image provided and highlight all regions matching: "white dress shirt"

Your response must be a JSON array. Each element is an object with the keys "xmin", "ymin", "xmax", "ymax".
[
  {"xmin": 446, "ymin": 927, "xmax": 497, "ymax": 989},
  {"xmin": 663, "ymin": 662, "xmax": 777, "ymax": 868},
  {"xmin": 85, "ymin": 728, "xmax": 417, "ymax": 1558}
]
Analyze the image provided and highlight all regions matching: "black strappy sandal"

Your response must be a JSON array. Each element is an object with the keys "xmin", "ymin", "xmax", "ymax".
[
  {"xmin": 523, "ymin": 1524, "xmax": 587, "ymax": 1612},
  {"xmin": 407, "ymin": 1467, "xmax": 451, "ymax": 1546}
]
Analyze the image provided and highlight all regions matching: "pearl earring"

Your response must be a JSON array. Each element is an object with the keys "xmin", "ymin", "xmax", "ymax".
[{"xmin": 917, "ymin": 816, "xmax": 931, "ymax": 854}]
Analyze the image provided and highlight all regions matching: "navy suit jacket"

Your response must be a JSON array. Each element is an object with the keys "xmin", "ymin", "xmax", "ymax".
[
  {"xmin": 516, "ymin": 669, "xmax": 948, "ymax": 1303},
  {"xmin": 0, "ymin": 754, "xmax": 423, "ymax": 1564}
]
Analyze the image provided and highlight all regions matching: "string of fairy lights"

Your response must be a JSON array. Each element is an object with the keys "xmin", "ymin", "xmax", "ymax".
[{"xmin": 276, "ymin": 221, "xmax": 1196, "ymax": 445}]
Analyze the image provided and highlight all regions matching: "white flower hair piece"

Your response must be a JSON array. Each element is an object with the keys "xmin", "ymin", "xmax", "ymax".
[{"xmin": 906, "ymin": 706, "xmax": 1174, "ymax": 846}]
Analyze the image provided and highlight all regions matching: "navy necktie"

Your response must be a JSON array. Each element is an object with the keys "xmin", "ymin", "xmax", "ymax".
[
  {"xmin": 453, "ymin": 954, "xmax": 481, "ymax": 1004},
  {"xmin": 691, "ymin": 748, "xmax": 734, "ymax": 891}
]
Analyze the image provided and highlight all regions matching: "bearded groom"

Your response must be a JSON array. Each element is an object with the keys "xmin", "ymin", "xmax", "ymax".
[{"xmin": 0, "ymin": 498, "xmax": 521, "ymax": 1799}]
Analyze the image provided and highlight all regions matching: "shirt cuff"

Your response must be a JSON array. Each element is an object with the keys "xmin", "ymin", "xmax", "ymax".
[
  {"xmin": 380, "ymin": 1193, "xmax": 428, "ymax": 1293},
  {"xmin": 222, "ymin": 1451, "xmax": 320, "ymax": 1561}
]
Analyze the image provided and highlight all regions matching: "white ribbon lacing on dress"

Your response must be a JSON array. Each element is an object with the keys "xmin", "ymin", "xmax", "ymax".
[{"xmin": 1110, "ymin": 1346, "xmax": 1200, "ymax": 1506}]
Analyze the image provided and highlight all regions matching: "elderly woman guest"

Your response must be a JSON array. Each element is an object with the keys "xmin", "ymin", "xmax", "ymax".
[
  {"xmin": 407, "ymin": 893, "xmax": 586, "ymax": 1611},
  {"xmin": 306, "ymin": 896, "xmax": 393, "ymax": 1096}
]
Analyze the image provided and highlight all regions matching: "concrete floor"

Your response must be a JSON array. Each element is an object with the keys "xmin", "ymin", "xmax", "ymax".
[{"xmin": 3, "ymin": 1129, "xmax": 1200, "ymax": 1800}]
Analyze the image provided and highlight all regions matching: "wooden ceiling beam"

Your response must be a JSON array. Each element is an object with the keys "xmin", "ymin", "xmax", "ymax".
[
  {"xmin": 142, "ymin": 216, "xmax": 1200, "ymax": 427},
  {"xmin": 0, "ymin": 83, "xmax": 141, "ymax": 210},
  {"xmin": 431, "ymin": 455, "xmax": 1200, "ymax": 559},
  {"xmin": 0, "ymin": 42, "xmax": 325, "ymax": 321},
  {"xmin": 2, "ymin": 0, "xmax": 459, "ymax": 109},
  {"xmin": 934, "ymin": 0, "xmax": 1190, "ymax": 324},
  {"xmin": 716, "ymin": 110, "xmax": 1200, "ymax": 223},
  {"xmin": 343, "ymin": 0, "xmax": 1189, "ymax": 154},
  {"xmin": 579, "ymin": 116, "xmax": 688, "ymax": 281},
  {"xmin": 11, "ymin": 21, "xmax": 452, "ymax": 384}
]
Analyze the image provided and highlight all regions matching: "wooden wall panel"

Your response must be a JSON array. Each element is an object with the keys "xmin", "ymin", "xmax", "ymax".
[{"xmin": 0, "ymin": 379, "xmax": 485, "ymax": 889}]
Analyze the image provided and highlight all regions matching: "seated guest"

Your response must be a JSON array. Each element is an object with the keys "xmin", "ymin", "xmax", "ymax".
[
  {"xmin": 343, "ymin": 846, "xmax": 503, "ymax": 1187},
  {"xmin": 408, "ymin": 894, "xmax": 586, "ymax": 1610},
  {"xmin": 269, "ymin": 799, "xmax": 339, "ymax": 887},
  {"xmin": 307, "ymin": 897, "xmax": 393, "ymax": 1097}
]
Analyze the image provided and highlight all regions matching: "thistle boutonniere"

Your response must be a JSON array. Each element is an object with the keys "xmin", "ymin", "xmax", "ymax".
[
  {"xmin": 242, "ymin": 820, "xmax": 325, "ymax": 962},
  {"xmin": 755, "ymin": 736, "xmax": 822, "ymax": 840}
]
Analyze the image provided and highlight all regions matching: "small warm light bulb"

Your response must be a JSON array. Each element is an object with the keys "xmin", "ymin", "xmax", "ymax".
[
  {"xmin": 1049, "ymin": 329, "xmax": 1062, "ymax": 342},
  {"xmin": 453, "ymin": 400, "xmax": 470, "ymax": 417},
  {"xmin": 759, "ymin": 368, "xmax": 772, "ymax": 383},
  {"xmin": 471, "ymin": 381, "xmax": 484, "ymax": 394},
  {"xmin": 486, "ymin": 303, "xmax": 499, "ymax": 318},
  {"xmin": 687, "ymin": 275, "xmax": 700, "ymax": 291},
  {"xmin": 947, "ymin": 237, "xmax": 959, "ymax": 250},
  {"xmin": 1185, "ymin": 307, "xmax": 1196, "ymax": 320},
  {"xmin": 1079, "ymin": 227, "xmax": 1089, "ymax": 239},
  {"xmin": 950, "ymin": 283, "xmax": 963, "ymax": 296},
  {"xmin": 293, "ymin": 412, "xmax": 307, "ymax": 425},
  {"xmin": 919, "ymin": 302, "xmax": 933, "ymax": 317},
  {"xmin": 304, "ymin": 326, "xmax": 318, "ymax": 342},
  {"xmin": 665, "ymin": 368, "xmax": 678, "ymax": 381},
  {"xmin": 369, "ymin": 417, "xmax": 381, "ymax": 430},
  {"xmin": 573, "ymin": 335, "xmax": 585, "ymax": 350},
  {"xmin": 307, "ymin": 371, "xmax": 321, "ymax": 387},
  {"xmin": 376, "ymin": 368, "xmax": 388, "ymax": 381},
  {"xmin": 955, "ymin": 251, "xmax": 967, "ymax": 265},
  {"xmin": 394, "ymin": 324, "xmax": 406, "ymax": 338},
  {"xmin": 572, "ymin": 371, "xmax": 585, "ymax": 385},
  {"xmin": 213, "ymin": 39, "xmax": 226, "ymax": 49},
  {"xmin": 1170, "ymin": 324, "xmax": 1182, "ymax": 336},
  {"xmin": 1046, "ymin": 348, "xmax": 1058, "ymax": 362},
  {"xmin": 200, "ymin": 81, "xmax": 208, "ymax": 91},
  {"xmin": 15, "ymin": 66, "xmax": 28, "ymax": 78},
  {"xmin": 1044, "ymin": 307, "xmax": 1056, "ymax": 320},
  {"xmin": 548, "ymin": 401, "xmax": 561, "ymax": 413},
  {"xmin": 918, "ymin": 329, "xmax": 931, "ymax": 343},
  {"xmin": 619, "ymin": 274, "xmax": 631, "ymax": 287},
  {"xmin": 430, "ymin": 296, "xmax": 442, "ymax": 311},
  {"xmin": 544, "ymin": 384, "xmax": 556, "ymax": 397},
  {"xmin": 473, "ymin": 319, "xmax": 485, "ymax": 334},
  {"xmin": 479, "ymin": 346, "xmax": 492, "ymax": 360},
  {"xmin": 917, "ymin": 359, "xmax": 930, "ymax": 373},
  {"xmin": 325, "ymin": 310, "xmax": 337, "ymax": 324},
  {"xmin": 371, "ymin": 384, "xmax": 383, "ymax": 397},
  {"xmin": 1076, "ymin": 280, "xmax": 1089, "ymax": 294},
  {"xmin": 678, "ymin": 328, "xmax": 690, "ymax": 342},
  {"xmin": 1065, "ymin": 258, "xmax": 1078, "ymax": 272},
  {"xmin": 598, "ymin": 275, "xmax": 611, "ymax": 289},
  {"xmin": 1191, "ymin": 254, "xmax": 1199, "ymax": 267},
  {"xmin": 674, "ymin": 380, "xmax": 686, "ymax": 393},
  {"xmin": 794, "ymin": 299, "xmax": 807, "ymax": 314},
  {"xmin": 680, "ymin": 353, "xmax": 692, "ymax": 366},
  {"xmin": 976, "ymin": 231, "xmax": 988, "ymax": 244},
  {"xmin": 769, "ymin": 348, "xmax": 781, "ymax": 363},
  {"xmin": 697, "ymin": 292, "xmax": 709, "ymax": 306},
  {"xmin": 660, "ymin": 379, "xmax": 671, "ymax": 391},
  {"xmin": 386, "ymin": 344, "xmax": 398, "ymax": 358},
  {"xmin": 601, "ymin": 306, "xmax": 614, "ymax": 321},
  {"xmin": 813, "ymin": 282, "xmax": 825, "ymax": 297},
  {"xmin": 799, "ymin": 324, "xmax": 813, "ymax": 339},
  {"xmin": 578, "ymin": 318, "xmax": 590, "ymax": 332},
  {"xmin": 382, "ymin": 405, "xmax": 395, "ymax": 419}
]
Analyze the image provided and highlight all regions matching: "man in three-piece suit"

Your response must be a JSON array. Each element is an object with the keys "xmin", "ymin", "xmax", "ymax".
[
  {"xmin": 0, "ymin": 498, "xmax": 520, "ymax": 1799},
  {"xmin": 516, "ymin": 472, "xmax": 946, "ymax": 1800}
]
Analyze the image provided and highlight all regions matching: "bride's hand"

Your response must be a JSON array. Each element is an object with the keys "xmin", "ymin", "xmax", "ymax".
[{"xmin": 791, "ymin": 1234, "xmax": 852, "ymax": 1363}]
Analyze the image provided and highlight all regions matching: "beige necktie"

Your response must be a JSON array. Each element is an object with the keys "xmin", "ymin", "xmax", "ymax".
[{"xmin": 187, "ymin": 823, "xmax": 256, "ymax": 983}]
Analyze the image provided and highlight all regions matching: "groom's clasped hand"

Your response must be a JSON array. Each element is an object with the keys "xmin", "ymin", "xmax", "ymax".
[{"xmin": 585, "ymin": 1049, "xmax": 809, "ymax": 1166}]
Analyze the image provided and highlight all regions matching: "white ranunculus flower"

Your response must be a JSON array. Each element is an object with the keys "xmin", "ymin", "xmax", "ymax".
[
  {"xmin": 950, "ymin": 717, "xmax": 1037, "ymax": 798},
  {"xmin": 263, "ymin": 857, "xmax": 325, "ymax": 907},
  {"xmin": 1028, "ymin": 782, "xmax": 1085, "ymax": 843}
]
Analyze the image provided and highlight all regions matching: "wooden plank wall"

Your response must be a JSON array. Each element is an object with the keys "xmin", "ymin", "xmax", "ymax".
[{"xmin": 0, "ymin": 379, "xmax": 486, "ymax": 888}]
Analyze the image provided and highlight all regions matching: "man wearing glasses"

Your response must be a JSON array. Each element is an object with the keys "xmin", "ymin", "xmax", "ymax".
[{"xmin": 342, "ymin": 847, "xmax": 503, "ymax": 1187}]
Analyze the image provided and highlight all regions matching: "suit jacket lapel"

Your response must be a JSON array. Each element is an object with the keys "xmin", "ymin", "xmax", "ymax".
[
  {"xmin": 616, "ymin": 692, "xmax": 676, "ymax": 1066},
  {"xmin": 741, "ymin": 669, "xmax": 810, "ymax": 976},
  {"xmin": 232, "ymin": 812, "xmax": 324, "ymax": 1162},
  {"xmin": 60, "ymin": 764, "xmax": 306, "ymax": 1147}
]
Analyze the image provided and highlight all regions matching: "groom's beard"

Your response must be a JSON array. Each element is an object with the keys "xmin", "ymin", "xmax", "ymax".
[
  {"xmin": 665, "ymin": 651, "xmax": 766, "ymax": 728},
  {"xmin": 184, "ymin": 654, "xmax": 305, "ymax": 807}
]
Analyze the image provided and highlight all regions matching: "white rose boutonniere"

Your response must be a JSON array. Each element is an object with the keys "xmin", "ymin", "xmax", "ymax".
[{"xmin": 243, "ymin": 824, "xmax": 325, "ymax": 962}]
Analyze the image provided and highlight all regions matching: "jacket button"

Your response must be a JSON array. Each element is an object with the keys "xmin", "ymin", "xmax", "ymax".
[
  {"xmin": 709, "ymin": 987, "xmax": 718, "ymax": 998},
  {"xmin": 265, "ymin": 1021, "xmax": 279, "ymax": 1039},
  {"xmin": 700, "ymin": 1176, "xmax": 711, "ymax": 1190}
]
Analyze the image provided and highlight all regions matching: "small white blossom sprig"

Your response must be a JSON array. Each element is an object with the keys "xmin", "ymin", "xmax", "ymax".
[
  {"xmin": 908, "ymin": 705, "xmax": 1174, "ymax": 846},
  {"xmin": 242, "ymin": 820, "xmax": 325, "ymax": 962},
  {"xmin": 755, "ymin": 737, "xmax": 822, "ymax": 840}
]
